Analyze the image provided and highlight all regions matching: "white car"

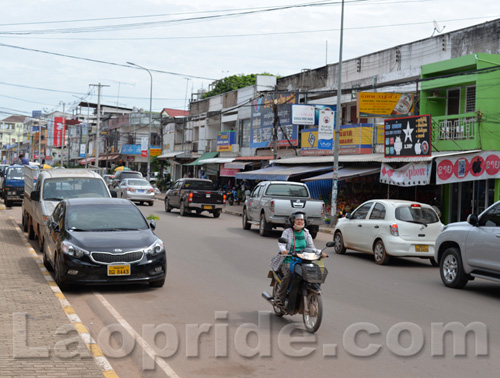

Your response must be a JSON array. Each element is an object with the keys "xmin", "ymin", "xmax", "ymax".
[{"xmin": 333, "ymin": 199, "xmax": 443, "ymax": 265}]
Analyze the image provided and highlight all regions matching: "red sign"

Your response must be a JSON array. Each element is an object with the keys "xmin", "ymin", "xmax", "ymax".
[
  {"xmin": 53, "ymin": 117, "xmax": 66, "ymax": 147},
  {"xmin": 436, "ymin": 151, "xmax": 500, "ymax": 184},
  {"xmin": 141, "ymin": 150, "xmax": 147, "ymax": 157}
]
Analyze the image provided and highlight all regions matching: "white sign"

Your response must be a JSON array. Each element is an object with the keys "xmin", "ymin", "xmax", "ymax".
[
  {"xmin": 80, "ymin": 144, "xmax": 86, "ymax": 157},
  {"xmin": 141, "ymin": 137, "xmax": 148, "ymax": 151},
  {"xmin": 292, "ymin": 105, "xmax": 315, "ymax": 125},
  {"xmin": 317, "ymin": 109, "xmax": 335, "ymax": 150},
  {"xmin": 380, "ymin": 162, "xmax": 432, "ymax": 186},
  {"xmin": 435, "ymin": 151, "xmax": 500, "ymax": 184}
]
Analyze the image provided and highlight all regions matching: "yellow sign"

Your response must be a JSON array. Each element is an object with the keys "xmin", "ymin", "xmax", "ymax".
[
  {"xmin": 217, "ymin": 145, "xmax": 233, "ymax": 152},
  {"xmin": 357, "ymin": 92, "xmax": 415, "ymax": 118},
  {"xmin": 150, "ymin": 148, "xmax": 162, "ymax": 157}
]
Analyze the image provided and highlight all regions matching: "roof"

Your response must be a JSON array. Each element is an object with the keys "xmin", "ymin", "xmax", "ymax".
[
  {"xmin": 235, "ymin": 165, "xmax": 331, "ymax": 181},
  {"xmin": 160, "ymin": 108, "xmax": 189, "ymax": 117},
  {"xmin": 302, "ymin": 166, "xmax": 380, "ymax": 182},
  {"xmin": 1, "ymin": 115, "xmax": 27, "ymax": 123},
  {"xmin": 40, "ymin": 168, "xmax": 102, "ymax": 179},
  {"xmin": 235, "ymin": 156, "xmax": 274, "ymax": 161},
  {"xmin": 271, "ymin": 154, "xmax": 384, "ymax": 165}
]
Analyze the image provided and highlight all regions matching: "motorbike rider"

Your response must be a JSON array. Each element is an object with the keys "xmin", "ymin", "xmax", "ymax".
[{"xmin": 275, "ymin": 211, "xmax": 326, "ymax": 308}]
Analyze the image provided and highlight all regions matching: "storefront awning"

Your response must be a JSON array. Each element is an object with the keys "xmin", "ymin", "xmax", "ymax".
[
  {"xmin": 235, "ymin": 155, "xmax": 273, "ymax": 161},
  {"xmin": 157, "ymin": 151, "xmax": 189, "ymax": 160},
  {"xmin": 225, "ymin": 162, "xmax": 252, "ymax": 169},
  {"xmin": 78, "ymin": 157, "xmax": 95, "ymax": 165},
  {"xmin": 235, "ymin": 165, "xmax": 331, "ymax": 181},
  {"xmin": 185, "ymin": 152, "xmax": 219, "ymax": 166},
  {"xmin": 198, "ymin": 157, "xmax": 235, "ymax": 164},
  {"xmin": 302, "ymin": 166, "xmax": 380, "ymax": 182},
  {"xmin": 98, "ymin": 153, "xmax": 120, "ymax": 161}
]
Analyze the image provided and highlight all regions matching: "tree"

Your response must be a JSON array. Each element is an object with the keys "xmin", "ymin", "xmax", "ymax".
[{"xmin": 202, "ymin": 73, "xmax": 277, "ymax": 99}]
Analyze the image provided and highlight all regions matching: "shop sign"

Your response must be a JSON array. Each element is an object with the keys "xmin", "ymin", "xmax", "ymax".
[
  {"xmin": 380, "ymin": 162, "xmax": 432, "ymax": 186},
  {"xmin": 220, "ymin": 166, "xmax": 240, "ymax": 177},
  {"xmin": 301, "ymin": 124, "xmax": 373, "ymax": 156},
  {"xmin": 358, "ymin": 92, "xmax": 415, "ymax": 118},
  {"xmin": 217, "ymin": 131, "xmax": 236, "ymax": 152},
  {"xmin": 436, "ymin": 151, "xmax": 500, "ymax": 184},
  {"xmin": 384, "ymin": 115, "xmax": 431, "ymax": 158}
]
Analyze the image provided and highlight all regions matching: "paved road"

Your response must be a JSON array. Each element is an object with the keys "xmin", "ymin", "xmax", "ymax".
[{"xmin": 7, "ymin": 199, "xmax": 500, "ymax": 377}]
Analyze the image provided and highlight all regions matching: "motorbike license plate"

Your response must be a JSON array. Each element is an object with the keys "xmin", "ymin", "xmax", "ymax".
[
  {"xmin": 415, "ymin": 245, "xmax": 429, "ymax": 252},
  {"xmin": 107, "ymin": 265, "xmax": 130, "ymax": 276},
  {"xmin": 203, "ymin": 205, "xmax": 213, "ymax": 210}
]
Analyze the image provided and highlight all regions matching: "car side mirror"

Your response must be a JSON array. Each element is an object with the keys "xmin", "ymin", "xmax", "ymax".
[
  {"xmin": 149, "ymin": 219, "xmax": 156, "ymax": 230},
  {"xmin": 345, "ymin": 212, "xmax": 352, "ymax": 219},
  {"xmin": 49, "ymin": 220, "xmax": 60, "ymax": 233},
  {"xmin": 467, "ymin": 214, "xmax": 478, "ymax": 226},
  {"xmin": 31, "ymin": 190, "xmax": 40, "ymax": 202}
]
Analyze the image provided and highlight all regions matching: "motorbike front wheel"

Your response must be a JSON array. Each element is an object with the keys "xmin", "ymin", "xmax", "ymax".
[
  {"xmin": 272, "ymin": 282, "xmax": 285, "ymax": 317},
  {"xmin": 303, "ymin": 292, "xmax": 323, "ymax": 333}
]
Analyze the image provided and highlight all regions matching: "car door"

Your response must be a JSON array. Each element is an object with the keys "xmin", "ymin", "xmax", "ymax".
[
  {"xmin": 342, "ymin": 201, "xmax": 374, "ymax": 250},
  {"xmin": 247, "ymin": 184, "xmax": 264, "ymax": 221},
  {"xmin": 362, "ymin": 202, "xmax": 387, "ymax": 252},
  {"xmin": 168, "ymin": 181, "xmax": 182, "ymax": 208},
  {"xmin": 465, "ymin": 202, "xmax": 500, "ymax": 271},
  {"xmin": 45, "ymin": 202, "xmax": 65, "ymax": 266}
]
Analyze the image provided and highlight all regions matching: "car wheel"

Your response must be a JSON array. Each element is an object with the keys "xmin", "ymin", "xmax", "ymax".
[
  {"xmin": 334, "ymin": 231, "xmax": 346, "ymax": 254},
  {"xmin": 440, "ymin": 247, "xmax": 469, "ymax": 289},
  {"xmin": 164, "ymin": 199, "xmax": 172, "ymax": 212},
  {"xmin": 242, "ymin": 208, "xmax": 251, "ymax": 230},
  {"xmin": 149, "ymin": 201, "xmax": 154, "ymax": 206},
  {"xmin": 28, "ymin": 219, "xmax": 36, "ymax": 241},
  {"xmin": 374, "ymin": 240, "xmax": 390, "ymax": 265},
  {"xmin": 22, "ymin": 213, "xmax": 28, "ymax": 232},
  {"xmin": 180, "ymin": 201, "xmax": 188, "ymax": 216},
  {"xmin": 149, "ymin": 278, "xmax": 165, "ymax": 288},
  {"xmin": 213, "ymin": 209, "xmax": 221, "ymax": 218},
  {"xmin": 259, "ymin": 213, "xmax": 270, "ymax": 237}
]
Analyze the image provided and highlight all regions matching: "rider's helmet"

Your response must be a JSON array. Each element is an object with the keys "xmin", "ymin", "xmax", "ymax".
[{"xmin": 289, "ymin": 211, "xmax": 307, "ymax": 228}]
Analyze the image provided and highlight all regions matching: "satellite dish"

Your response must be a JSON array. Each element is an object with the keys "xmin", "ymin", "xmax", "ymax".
[{"xmin": 432, "ymin": 20, "xmax": 445, "ymax": 37}]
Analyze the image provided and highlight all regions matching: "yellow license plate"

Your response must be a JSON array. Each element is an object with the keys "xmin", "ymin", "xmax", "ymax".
[
  {"xmin": 415, "ymin": 245, "xmax": 429, "ymax": 252},
  {"xmin": 107, "ymin": 265, "xmax": 130, "ymax": 276},
  {"xmin": 203, "ymin": 205, "xmax": 213, "ymax": 210}
]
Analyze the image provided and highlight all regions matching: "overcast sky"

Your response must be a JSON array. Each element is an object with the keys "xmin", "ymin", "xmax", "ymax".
[{"xmin": 0, "ymin": 0, "xmax": 498, "ymax": 120}]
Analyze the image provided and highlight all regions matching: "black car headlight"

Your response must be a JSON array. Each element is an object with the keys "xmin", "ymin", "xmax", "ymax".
[
  {"xmin": 145, "ymin": 239, "xmax": 164, "ymax": 256},
  {"xmin": 62, "ymin": 241, "xmax": 89, "ymax": 258}
]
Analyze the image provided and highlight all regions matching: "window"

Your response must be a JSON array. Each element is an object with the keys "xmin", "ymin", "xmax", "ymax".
[
  {"xmin": 478, "ymin": 203, "xmax": 500, "ymax": 227},
  {"xmin": 446, "ymin": 88, "xmax": 460, "ymax": 115},
  {"xmin": 369, "ymin": 203, "xmax": 386, "ymax": 220},
  {"xmin": 465, "ymin": 86, "xmax": 476, "ymax": 113},
  {"xmin": 351, "ymin": 202, "xmax": 373, "ymax": 220}
]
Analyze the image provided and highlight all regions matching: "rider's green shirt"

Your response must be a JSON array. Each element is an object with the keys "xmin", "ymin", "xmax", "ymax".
[{"xmin": 284, "ymin": 229, "xmax": 307, "ymax": 263}]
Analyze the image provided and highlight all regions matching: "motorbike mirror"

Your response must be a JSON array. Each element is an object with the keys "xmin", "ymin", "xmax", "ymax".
[
  {"xmin": 278, "ymin": 237, "xmax": 288, "ymax": 244},
  {"xmin": 326, "ymin": 241, "xmax": 335, "ymax": 248}
]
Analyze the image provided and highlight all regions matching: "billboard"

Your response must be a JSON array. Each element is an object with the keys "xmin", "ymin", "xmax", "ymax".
[
  {"xmin": 358, "ymin": 92, "xmax": 415, "ymax": 118},
  {"xmin": 53, "ymin": 117, "xmax": 66, "ymax": 148},
  {"xmin": 436, "ymin": 151, "xmax": 500, "ymax": 184},
  {"xmin": 384, "ymin": 115, "xmax": 431, "ymax": 158},
  {"xmin": 250, "ymin": 92, "xmax": 298, "ymax": 148}
]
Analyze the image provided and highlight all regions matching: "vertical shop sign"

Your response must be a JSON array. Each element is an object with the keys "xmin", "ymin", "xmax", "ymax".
[{"xmin": 53, "ymin": 117, "xmax": 65, "ymax": 147}]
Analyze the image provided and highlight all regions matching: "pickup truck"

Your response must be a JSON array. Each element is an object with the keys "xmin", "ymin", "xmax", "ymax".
[
  {"xmin": 164, "ymin": 178, "xmax": 226, "ymax": 218},
  {"xmin": 242, "ymin": 181, "xmax": 325, "ymax": 238},
  {"xmin": 1, "ymin": 164, "xmax": 26, "ymax": 207},
  {"xmin": 22, "ymin": 166, "xmax": 116, "ymax": 250}
]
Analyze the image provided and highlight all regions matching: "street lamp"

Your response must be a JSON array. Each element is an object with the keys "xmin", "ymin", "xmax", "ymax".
[{"xmin": 127, "ymin": 61, "xmax": 153, "ymax": 179}]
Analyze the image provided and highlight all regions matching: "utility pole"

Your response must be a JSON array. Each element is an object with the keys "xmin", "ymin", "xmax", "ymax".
[
  {"xmin": 272, "ymin": 89, "xmax": 279, "ymax": 160},
  {"xmin": 90, "ymin": 83, "xmax": 109, "ymax": 170}
]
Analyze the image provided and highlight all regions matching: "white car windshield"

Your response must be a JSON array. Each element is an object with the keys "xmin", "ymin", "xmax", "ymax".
[{"xmin": 43, "ymin": 178, "xmax": 109, "ymax": 200}]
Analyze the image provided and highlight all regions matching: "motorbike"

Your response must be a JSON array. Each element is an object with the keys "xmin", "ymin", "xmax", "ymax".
[
  {"xmin": 227, "ymin": 187, "xmax": 240, "ymax": 206},
  {"xmin": 262, "ymin": 238, "xmax": 335, "ymax": 333}
]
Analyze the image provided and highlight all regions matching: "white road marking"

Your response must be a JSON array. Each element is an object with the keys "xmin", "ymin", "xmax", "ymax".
[{"xmin": 93, "ymin": 292, "xmax": 181, "ymax": 378}]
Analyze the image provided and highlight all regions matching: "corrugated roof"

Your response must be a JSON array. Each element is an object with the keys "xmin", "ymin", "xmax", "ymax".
[{"xmin": 271, "ymin": 154, "xmax": 384, "ymax": 165}]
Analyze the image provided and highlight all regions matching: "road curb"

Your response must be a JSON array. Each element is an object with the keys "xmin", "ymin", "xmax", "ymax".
[{"xmin": 12, "ymin": 217, "xmax": 119, "ymax": 378}]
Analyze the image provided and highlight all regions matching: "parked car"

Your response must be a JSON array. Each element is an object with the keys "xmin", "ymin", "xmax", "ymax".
[
  {"xmin": 111, "ymin": 170, "xmax": 143, "ymax": 189},
  {"xmin": 435, "ymin": 200, "xmax": 500, "ymax": 289},
  {"xmin": 116, "ymin": 178, "xmax": 155, "ymax": 206},
  {"xmin": 164, "ymin": 178, "xmax": 225, "ymax": 217},
  {"xmin": 333, "ymin": 199, "xmax": 442, "ymax": 265},
  {"xmin": 42, "ymin": 198, "xmax": 166, "ymax": 289},
  {"xmin": 1, "ymin": 164, "xmax": 25, "ymax": 207},
  {"xmin": 242, "ymin": 181, "xmax": 324, "ymax": 238}
]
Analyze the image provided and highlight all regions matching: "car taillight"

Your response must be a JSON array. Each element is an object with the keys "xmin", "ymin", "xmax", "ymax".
[
  {"xmin": 223, "ymin": 194, "xmax": 226, "ymax": 203},
  {"xmin": 188, "ymin": 192, "xmax": 193, "ymax": 202},
  {"xmin": 127, "ymin": 187, "xmax": 135, "ymax": 192},
  {"xmin": 390, "ymin": 223, "xmax": 399, "ymax": 236},
  {"xmin": 321, "ymin": 202, "xmax": 325, "ymax": 217},
  {"xmin": 270, "ymin": 200, "xmax": 274, "ymax": 213},
  {"xmin": 147, "ymin": 188, "xmax": 154, "ymax": 193}
]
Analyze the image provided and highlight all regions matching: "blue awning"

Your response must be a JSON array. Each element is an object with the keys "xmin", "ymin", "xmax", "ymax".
[{"xmin": 235, "ymin": 165, "xmax": 332, "ymax": 181}]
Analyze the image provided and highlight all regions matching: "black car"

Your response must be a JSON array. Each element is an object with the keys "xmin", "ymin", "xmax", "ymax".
[{"xmin": 42, "ymin": 198, "xmax": 166, "ymax": 288}]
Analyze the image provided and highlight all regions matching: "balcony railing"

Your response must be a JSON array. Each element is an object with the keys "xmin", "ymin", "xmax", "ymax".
[{"xmin": 434, "ymin": 113, "xmax": 476, "ymax": 141}]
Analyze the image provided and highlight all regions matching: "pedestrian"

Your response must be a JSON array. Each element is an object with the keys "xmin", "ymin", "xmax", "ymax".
[{"xmin": 17, "ymin": 154, "xmax": 29, "ymax": 165}]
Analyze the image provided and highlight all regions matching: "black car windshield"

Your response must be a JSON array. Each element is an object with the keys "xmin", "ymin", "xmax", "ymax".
[
  {"xmin": 395, "ymin": 206, "xmax": 439, "ymax": 224},
  {"xmin": 6, "ymin": 167, "xmax": 24, "ymax": 180},
  {"xmin": 66, "ymin": 204, "xmax": 149, "ymax": 231},
  {"xmin": 183, "ymin": 181, "xmax": 214, "ymax": 190},
  {"xmin": 43, "ymin": 178, "xmax": 109, "ymax": 200}
]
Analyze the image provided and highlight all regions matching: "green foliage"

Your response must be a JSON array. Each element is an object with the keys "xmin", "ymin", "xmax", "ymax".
[
  {"xmin": 156, "ymin": 176, "xmax": 171, "ymax": 192},
  {"xmin": 202, "ymin": 73, "xmax": 277, "ymax": 99},
  {"xmin": 147, "ymin": 214, "xmax": 160, "ymax": 221}
]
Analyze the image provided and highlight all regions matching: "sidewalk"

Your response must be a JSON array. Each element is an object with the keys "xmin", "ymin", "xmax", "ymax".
[
  {"xmin": 156, "ymin": 192, "xmax": 334, "ymax": 235},
  {"xmin": 0, "ymin": 205, "xmax": 117, "ymax": 377}
]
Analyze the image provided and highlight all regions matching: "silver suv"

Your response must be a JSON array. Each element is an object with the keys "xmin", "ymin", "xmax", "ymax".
[{"xmin": 435, "ymin": 200, "xmax": 500, "ymax": 289}]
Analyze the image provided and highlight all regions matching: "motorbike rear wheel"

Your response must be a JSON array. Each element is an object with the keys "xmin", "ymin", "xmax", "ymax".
[{"xmin": 303, "ymin": 292, "xmax": 323, "ymax": 333}]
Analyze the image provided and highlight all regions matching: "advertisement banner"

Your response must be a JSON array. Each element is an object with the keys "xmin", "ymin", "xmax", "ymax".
[
  {"xmin": 436, "ymin": 151, "xmax": 500, "ymax": 184},
  {"xmin": 217, "ymin": 131, "xmax": 236, "ymax": 152},
  {"xmin": 317, "ymin": 109, "xmax": 335, "ymax": 150},
  {"xmin": 358, "ymin": 92, "xmax": 415, "ymax": 118},
  {"xmin": 80, "ymin": 144, "xmax": 86, "ymax": 158},
  {"xmin": 301, "ymin": 124, "xmax": 374, "ymax": 156},
  {"xmin": 384, "ymin": 115, "xmax": 431, "ymax": 158},
  {"xmin": 380, "ymin": 162, "xmax": 432, "ymax": 186},
  {"xmin": 53, "ymin": 117, "xmax": 65, "ymax": 148},
  {"xmin": 250, "ymin": 92, "xmax": 298, "ymax": 148},
  {"xmin": 292, "ymin": 105, "xmax": 315, "ymax": 125}
]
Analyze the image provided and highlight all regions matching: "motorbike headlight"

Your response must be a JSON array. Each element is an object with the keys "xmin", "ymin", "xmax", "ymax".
[
  {"xmin": 145, "ymin": 239, "xmax": 165, "ymax": 256},
  {"xmin": 61, "ymin": 241, "xmax": 89, "ymax": 258}
]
